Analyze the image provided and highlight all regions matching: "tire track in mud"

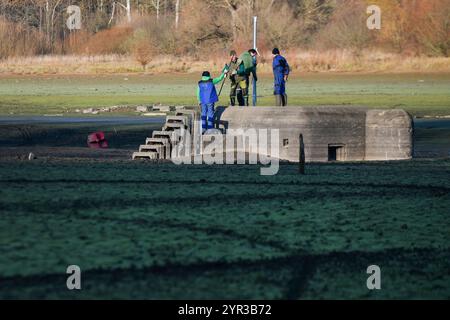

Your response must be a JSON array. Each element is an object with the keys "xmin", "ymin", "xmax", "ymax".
[
  {"xmin": 1, "ymin": 180, "xmax": 448, "ymax": 214},
  {"xmin": 281, "ymin": 247, "xmax": 450, "ymax": 300},
  {"xmin": 1, "ymin": 178, "xmax": 450, "ymax": 191},
  {"xmin": 1, "ymin": 248, "xmax": 448, "ymax": 299},
  {"xmin": 2, "ymin": 184, "xmax": 447, "ymax": 216},
  {"xmin": 76, "ymin": 213, "xmax": 293, "ymax": 253}
]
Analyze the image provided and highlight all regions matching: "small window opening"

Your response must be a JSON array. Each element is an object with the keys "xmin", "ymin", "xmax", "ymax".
[{"xmin": 328, "ymin": 144, "xmax": 346, "ymax": 161}]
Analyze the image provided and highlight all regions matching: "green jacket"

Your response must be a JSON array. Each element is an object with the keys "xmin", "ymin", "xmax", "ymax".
[{"xmin": 196, "ymin": 72, "xmax": 226, "ymax": 103}]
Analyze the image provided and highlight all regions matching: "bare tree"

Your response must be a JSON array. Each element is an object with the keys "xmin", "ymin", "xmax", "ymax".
[
  {"xmin": 109, "ymin": 0, "xmax": 131, "ymax": 24},
  {"xmin": 175, "ymin": 0, "xmax": 180, "ymax": 29},
  {"xmin": 151, "ymin": 0, "xmax": 161, "ymax": 21},
  {"xmin": 206, "ymin": 0, "xmax": 254, "ymax": 43}
]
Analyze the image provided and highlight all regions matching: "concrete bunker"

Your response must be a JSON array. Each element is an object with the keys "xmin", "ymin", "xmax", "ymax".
[
  {"xmin": 218, "ymin": 106, "xmax": 413, "ymax": 162},
  {"xmin": 133, "ymin": 106, "xmax": 413, "ymax": 163}
]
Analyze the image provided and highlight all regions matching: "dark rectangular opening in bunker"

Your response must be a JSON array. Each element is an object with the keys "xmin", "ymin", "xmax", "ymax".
[{"xmin": 328, "ymin": 144, "xmax": 345, "ymax": 161}]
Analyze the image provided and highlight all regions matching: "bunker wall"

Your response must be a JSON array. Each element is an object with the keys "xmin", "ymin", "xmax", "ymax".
[
  {"xmin": 220, "ymin": 107, "xmax": 367, "ymax": 162},
  {"xmin": 365, "ymin": 110, "xmax": 413, "ymax": 160}
]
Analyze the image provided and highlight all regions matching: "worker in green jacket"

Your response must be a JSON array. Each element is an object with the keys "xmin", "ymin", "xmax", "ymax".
[{"xmin": 233, "ymin": 49, "xmax": 258, "ymax": 106}]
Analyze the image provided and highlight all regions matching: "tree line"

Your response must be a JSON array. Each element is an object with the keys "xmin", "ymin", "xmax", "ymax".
[{"xmin": 0, "ymin": 0, "xmax": 448, "ymax": 60}]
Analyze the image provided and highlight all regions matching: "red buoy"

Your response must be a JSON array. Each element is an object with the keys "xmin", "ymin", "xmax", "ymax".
[{"xmin": 87, "ymin": 132, "xmax": 108, "ymax": 149}]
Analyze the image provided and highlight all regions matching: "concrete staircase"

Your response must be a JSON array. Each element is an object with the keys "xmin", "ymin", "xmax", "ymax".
[{"xmin": 132, "ymin": 109, "xmax": 198, "ymax": 160}]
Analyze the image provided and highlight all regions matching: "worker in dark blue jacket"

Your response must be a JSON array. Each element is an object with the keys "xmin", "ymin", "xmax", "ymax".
[
  {"xmin": 272, "ymin": 48, "xmax": 290, "ymax": 106},
  {"xmin": 197, "ymin": 70, "xmax": 227, "ymax": 134}
]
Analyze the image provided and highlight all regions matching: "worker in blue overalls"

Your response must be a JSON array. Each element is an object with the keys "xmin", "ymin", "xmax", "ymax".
[
  {"xmin": 197, "ymin": 70, "xmax": 227, "ymax": 134},
  {"xmin": 272, "ymin": 48, "xmax": 290, "ymax": 106}
]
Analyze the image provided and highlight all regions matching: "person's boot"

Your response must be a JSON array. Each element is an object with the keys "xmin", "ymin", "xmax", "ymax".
[
  {"xmin": 237, "ymin": 89, "xmax": 245, "ymax": 106},
  {"xmin": 275, "ymin": 95, "xmax": 283, "ymax": 106},
  {"xmin": 230, "ymin": 96, "xmax": 236, "ymax": 106},
  {"xmin": 282, "ymin": 94, "xmax": 288, "ymax": 106},
  {"xmin": 242, "ymin": 87, "xmax": 249, "ymax": 106}
]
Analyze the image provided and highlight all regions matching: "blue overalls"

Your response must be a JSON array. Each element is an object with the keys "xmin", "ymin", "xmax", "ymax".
[
  {"xmin": 198, "ymin": 79, "xmax": 219, "ymax": 133},
  {"xmin": 273, "ymin": 55, "xmax": 290, "ymax": 96}
]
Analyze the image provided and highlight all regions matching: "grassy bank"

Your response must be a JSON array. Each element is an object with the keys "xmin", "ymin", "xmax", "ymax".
[{"xmin": 1, "ymin": 73, "xmax": 450, "ymax": 117}]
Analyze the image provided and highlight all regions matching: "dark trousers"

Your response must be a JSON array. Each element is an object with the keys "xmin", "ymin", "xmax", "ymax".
[{"xmin": 230, "ymin": 76, "xmax": 249, "ymax": 106}]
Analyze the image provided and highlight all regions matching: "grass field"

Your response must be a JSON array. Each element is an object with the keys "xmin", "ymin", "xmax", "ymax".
[
  {"xmin": 0, "ymin": 159, "xmax": 449, "ymax": 299},
  {"xmin": 1, "ymin": 73, "xmax": 450, "ymax": 117}
]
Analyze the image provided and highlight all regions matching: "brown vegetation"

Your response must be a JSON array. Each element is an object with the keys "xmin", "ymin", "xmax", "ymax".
[
  {"xmin": 1, "ymin": 50, "xmax": 449, "ymax": 75},
  {"xmin": 0, "ymin": 0, "xmax": 448, "ymax": 73}
]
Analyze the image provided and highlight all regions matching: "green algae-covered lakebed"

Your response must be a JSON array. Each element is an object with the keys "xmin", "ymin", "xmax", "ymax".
[
  {"xmin": 0, "ymin": 159, "xmax": 449, "ymax": 299},
  {"xmin": 1, "ymin": 73, "xmax": 450, "ymax": 117}
]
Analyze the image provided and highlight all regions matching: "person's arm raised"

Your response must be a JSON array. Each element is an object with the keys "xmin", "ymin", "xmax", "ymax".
[{"xmin": 212, "ymin": 71, "xmax": 226, "ymax": 85}]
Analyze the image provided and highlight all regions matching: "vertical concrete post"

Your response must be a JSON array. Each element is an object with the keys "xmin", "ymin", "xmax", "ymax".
[
  {"xmin": 299, "ymin": 134, "xmax": 305, "ymax": 174},
  {"xmin": 193, "ymin": 106, "xmax": 202, "ymax": 162},
  {"xmin": 252, "ymin": 16, "xmax": 258, "ymax": 107}
]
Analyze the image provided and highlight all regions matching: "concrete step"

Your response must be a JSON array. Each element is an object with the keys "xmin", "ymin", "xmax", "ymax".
[
  {"xmin": 145, "ymin": 138, "xmax": 171, "ymax": 159},
  {"xmin": 163, "ymin": 123, "xmax": 186, "ymax": 131},
  {"xmin": 176, "ymin": 110, "xmax": 196, "ymax": 125},
  {"xmin": 166, "ymin": 116, "xmax": 190, "ymax": 133},
  {"xmin": 177, "ymin": 109, "xmax": 202, "ymax": 137},
  {"xmin": 132, "ymin": 151, "xmax": 159, "ymax": 160},
  {"xmin": 139, "ymin": 145, "xmax": 164, "ymax": 154},
  {"xmin": 145, "ymin": 137, "xmax": 170, "ymax": 146},
  {"xmin": 166, "ymin": 115, "xmax": 189, "ymax": 125},
  {"xmin": 152, "ymin": 131, "xmax": 180, "ymax": 144},
  {"xmin": 176, "ymin": 109, "xmax": 196, "ymax": 117}
]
